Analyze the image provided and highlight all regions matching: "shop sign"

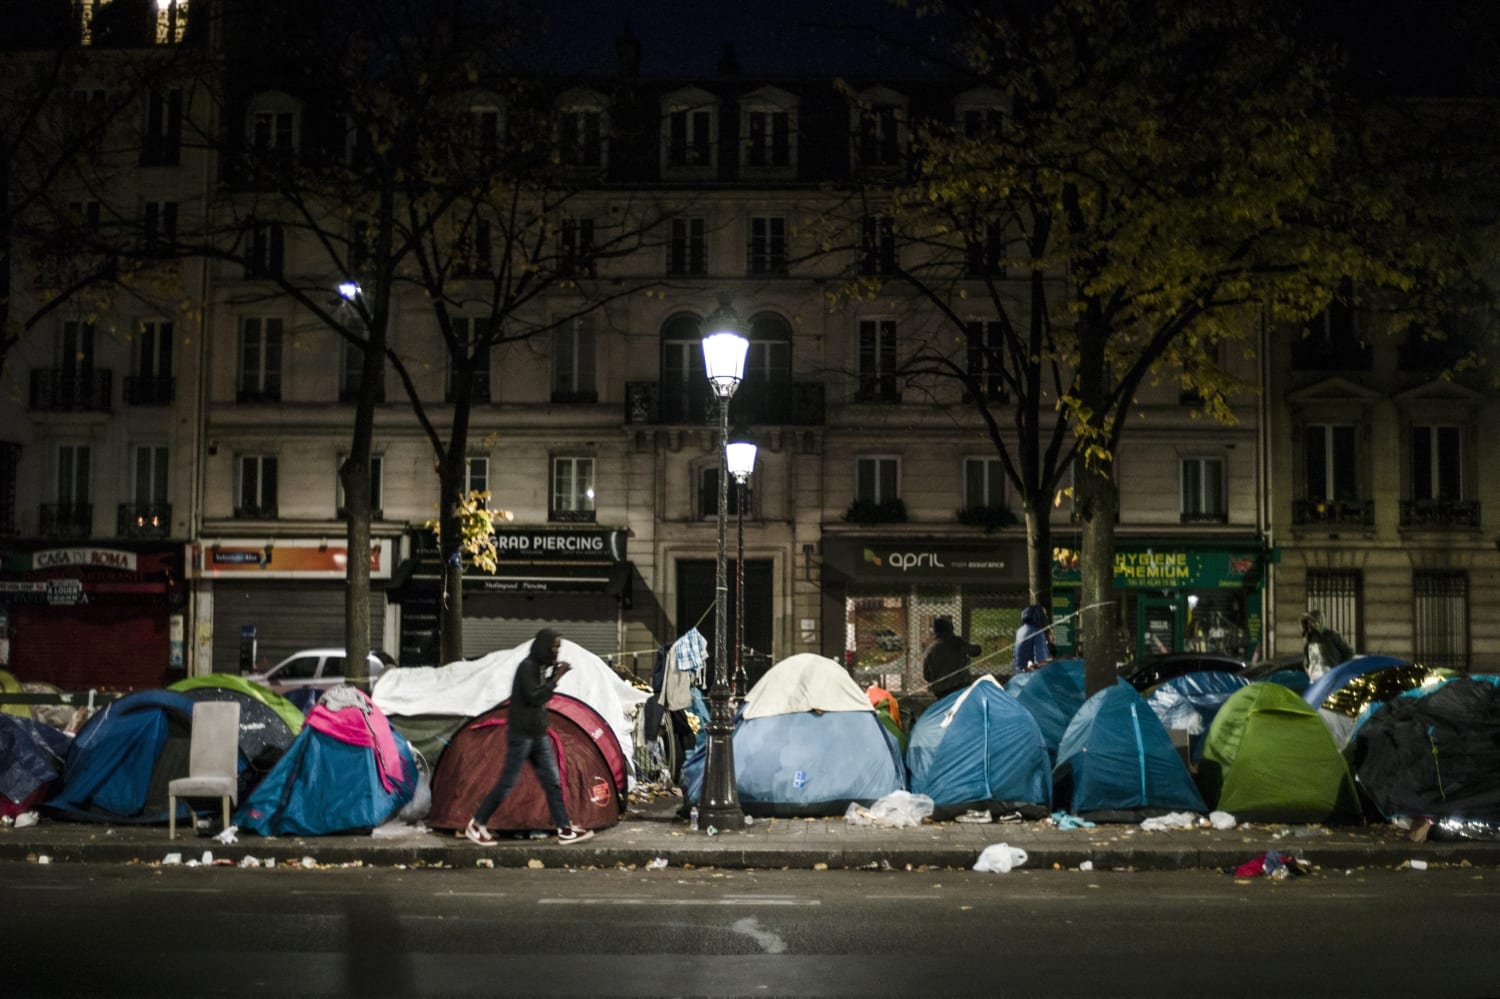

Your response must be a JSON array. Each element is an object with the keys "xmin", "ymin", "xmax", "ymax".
[
  {"xmin": 30, "ymin": 548, "xmax": 139, "ymax": 572},
  {"xmin": 1051, "ymin": 547, "xmax": 1260, "ymax": 589},
  {"xmin": 490, "ymin": 526, "xmax": 627, "ymax": 564},
  {"xmin": 199, "ymin": 539, "xmax": 391, "ymax": 579},
  {"xmin": 474, "ymin": 575, "xmax": 612, "ymax": 593},
  {"xmin": 45, "ymin": 579, "xmax": 86, "ymax": 606},
  {"xmin": 822, "ymin": 538, "xmax": 1026, "ymax": 584}
]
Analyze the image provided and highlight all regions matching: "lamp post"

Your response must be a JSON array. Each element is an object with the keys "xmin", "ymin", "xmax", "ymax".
[
  {"xmin": 726, "ymin": 434, "xmax": 757, "ymax": 696},
  {"xmin": 699, "ymin": 298, "xmax": 749, "ymax": 831}
]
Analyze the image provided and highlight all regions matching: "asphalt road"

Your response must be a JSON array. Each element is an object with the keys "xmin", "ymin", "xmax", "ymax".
[{"xmin": 2, "ymin": 863, "xmax": 1494, "ymax": 997}]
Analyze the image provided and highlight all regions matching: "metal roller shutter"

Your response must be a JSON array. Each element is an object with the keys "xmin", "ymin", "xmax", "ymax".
[
  {"xmin": 463, "ymin": 615, "xmax": 618, "ymax": 661},
  {"xmin": 211, "ymin": 581, "xmax": 387, "ymax": 674}
]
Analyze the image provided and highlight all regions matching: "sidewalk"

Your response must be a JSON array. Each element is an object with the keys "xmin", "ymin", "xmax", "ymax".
[{"xmin": 2, "ymin": 791, "xmax": 1495, "ymax": 872}]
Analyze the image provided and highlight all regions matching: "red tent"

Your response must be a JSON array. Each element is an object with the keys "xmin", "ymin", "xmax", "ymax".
[{"xmin": 428, "ymin": 693, "xmax": 627, "ymax": 833}]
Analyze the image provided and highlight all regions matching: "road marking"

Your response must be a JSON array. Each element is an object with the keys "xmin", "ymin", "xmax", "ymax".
[
  {"xmin": 540, "ymin": 897, "xmax": 819, "ymax": 907},
  {"xmin": 153, "ymin": 887, "xmax": 221, "ymax": 894},
  {"xmin": 290, "ymin": 890, "xmax": 361, "ymax": 897},
  {"xmin": 732, "ymin": 917, "xmax": 787, "ymax": 954},
  {"xmin": 434, "ymin": 891, "xmax": 511, "ymax": 898}
]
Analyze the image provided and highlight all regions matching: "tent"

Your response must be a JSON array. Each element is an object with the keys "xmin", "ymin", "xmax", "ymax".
[
  {"xmin": 1011, "ymin": 657, "xmax": 1086, "ymax": 756},
  {"xmin": 236, "ymin": 688, "xmax": 417, "ymax": 836},
  {"xmin": 681, "ymin": 654, "xmax": 906, "ymax": 817},
  {"xmin": 0, "ymin": 670, "xmax": 27, "ymax": 718},
  {"xmin": 168, "ymin": 674, "xmax": 303, "ymax": 795},
  {"xmin": 1302, "ymin": 655, "xmax": 1451, "ymax": 748},
  {"xmin": 1198, "ymin": 682, "xmax": 1362, "ymax": 823},
  {"xmin": 1351, "ymin": 676, "xmax": 1500, "ymax": 823},
  {"xmin": 46, "ymin": 690, "xmax": 196, "ymax": 823},
  {"xmin": 905, "ymin": 676, "xmax": 1051, "ymax": 820},
  {"xmin": 373, "ymin": 638, "xmax": 646, "ymax": 778},
  {"xmin": 1302, "ymin": 655, "xmax": 1412, "ymax": 711},
  {"xmin": 1054, "ymin": 681, "xmax": 1206, "ymax": 821},
  {"xmin": 1145, "ymin": 671, "xmax": 1250, "ymax": 762},
  {"xmin": 0, "ymin": 713, "xmax": 73, "ymax": 816},
  {"xmin": 426, "ymin": 693, "xmax": 629, "ymax": 833}
]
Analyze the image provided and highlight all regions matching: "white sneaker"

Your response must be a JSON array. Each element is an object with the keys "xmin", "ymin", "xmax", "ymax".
[
  {"xmin": 556, "ymin": 825, "xmax": 594, "ymax": 844},
  {"xmin": 464, "ymin": 819, "xmax": 496, "ymax": 845}
]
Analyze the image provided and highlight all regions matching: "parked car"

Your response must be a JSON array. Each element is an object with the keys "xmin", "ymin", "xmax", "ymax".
[
  {"xmin": 248, "ymin": 649, "xmax": 396, "ymax": 695},
  {"xmin": 1117, "ymin": 652, "xmax": 1249, "ymax": 692}
]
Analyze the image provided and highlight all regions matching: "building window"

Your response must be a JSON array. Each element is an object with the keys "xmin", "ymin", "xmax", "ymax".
[
  {"xmin": 456, "ymin": 218, "xmax": 492, "ymax": 276},
  {"xmin": 251, "ymin": 109, "xmax": 296, "ymax": 158},
  {"xmin": 1181, "ymin": 456, "xmax": 1226, "ymax": 523},
  {"xmin": 339, "ymin": 335, "xmax": 383, "ymax": 403},
  {"xmin": 964, "ymin": 457, "xmax": 1004, "ymax": 509},
  {"xmin": 132, "ymin": 444, "xmax": 169, "ymax": 506},
  {"xmin": 0, "ymin": 442, "xmax": 18, "ymax": 534},
  {"xmin": 747, "ymin": 216, "xmax": 787, "ymax": 275},
  {"xmin": 660, "ymin": 313, "xmax": 709, "ymax": 423},
  {"xmin": 1411, "ymin": 425, "xmax": 1462, "ymax": 501},
  {"xmin": 965, "ymin": 221, "xmax": 1004, "ymax": 278},
  {"xmin": 347, "ymin": 217, "xmax": 371, "ymax": 272},
  {"xmin": 45, "ymin": 445, "xmax": 91, "ymax": 538},
  {"xmin": 559, "ymin": 107, "xmax": 604, "ymax": 167},
  {"xmin": 551, "ymin": 457, "xmax": 596, "ymax": 522},
  {"xmin": 468, "ymin": 105, "xmax": 502, "ymax": 161},
  {"xmin": 962, "ymin": 106, "xmax": 1004, "ymax": 139},
  {"xmin": 1293, "ymin": 279, "xmax": 1370, "ymax": 370},
  {"xmin": 336, "ymin": 454, "xmax": 383, "ymax": 518},
  {"xmin": 668, "ymin": 218, "xmax": 707, "ymax": 276},
  {"xmin": 1306, "ymin": 570, "xmax": 1361, "ymax": 651},
  {"xmin": 857, "ymin": 319, "xmax": 899, "ymax": 402},
  {"xmin": 667, "ymin": 107, "xmax": 713, "ymax": 168},
  {"xmin": 447, "ymin": 317, "xmax": 491, "ymax": 404},
  {"xmin": 858, "ymin": 105, "xmax": 902, "ymax": 167},
  {"xmin": 740, "ymin": 312, "xmax": 793, "ymax": 423},
  {"xmin": 860, "ymin": 215, "xmax": 896, "ymax": 276},
  {"xmin": 238, "ymin": 318, "xmax": 283, "ymax": 402},
  {"xmin": 1413, "ymin": 571, "xmax": 1468, "ymax": 669},
  {"xmin": 246, "ymin": 221, "xmax": 284, "ymax": 277},
  {"xmin": 154, "ymin": 0, "xmax": 188, "ymax": 44},
  {"xmin": 1304, "ymin": 424, "xmax": 1357, "ymax": 502},
  {"xmin": 466, "ymin": 456, "xmax": 489, "ymax": 497},
  {"xmin": 236, "ymin": 455, "xmax": 278, "ymax": 518},
  {"xmin": 552, "ymin": 318, "xmax": 597, "ymax": 403},
  {"xmin": 964, "ymin": 320, "xmax": 1006, "ymax": 402},
  {"xmin": 559, "ymin": 217, "xmax": 595, "ymax": 276},
  {"xmin": 746, "ymin": 109, "xmax": 790, "ymax": 167},
  {"xmin": 143, "ymin": 200, "xmax": 177, "ymax": 251},
  {"xmin": 856, "ymin": 456, "xmax": 900, "ymax": 504},
  {"xmin": 142, "ymin": 88, "xmax": 182, "ymax": 165},
  {"xmin": 697, "ymin": 463, "xmax": 748, "ymax": 518}
]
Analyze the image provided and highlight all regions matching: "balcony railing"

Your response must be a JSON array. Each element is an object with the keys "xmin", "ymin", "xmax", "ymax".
[
  {"xmin": 624, "ymin": 380, "xmax": 825, "ymax": 427},
  {"xmin": 549, "ymin": 508, "xmax": 597, "ymax": 523},
  {"xmin": 1180, "ymin": 511, "xmax": 1229, "ymax": 525},
  {"xmin": 1400, "ymin": 499, "xmax": 1480, "ymax": 529},
  {"xmin": 40, "ymin": 503, "xmax": 92, "ymax": 539},
  {"xmin": 117, "ymin": 503, "xmax": 172, "ymax": 539},
  {"xmin": 124, "ymin": 376, "xmax": 175, "ymax": 406},
  {"xmin": 234, "ymin": 503, "xmax": 278, "ymax": 519},
  {"xmin": 1293, "ymin": 498, "xmax": 1375, "ymax": 528},
  {"xmin": 31, "ymin": 370, "xmax": 112, "ymax": 412}
]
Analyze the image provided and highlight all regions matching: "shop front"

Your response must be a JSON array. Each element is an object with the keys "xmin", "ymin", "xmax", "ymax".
[
  {"xmin": 0, "ymin": 542, "xmax": 187, "ymax": 690},
  {"xmin": 1049, "ymin": 539, "xmax": 1268, "ymax": 664},
  {"xmin": 195, "ymin": 539, "xmax": 393, "ymax": 674},
  {"xmin": 820, "ymin": 535, "xmax": 1029, "ymax": 693},
  {"xmin": 388, "ymin": 525, "xmax": 632, "ymax": 665}
]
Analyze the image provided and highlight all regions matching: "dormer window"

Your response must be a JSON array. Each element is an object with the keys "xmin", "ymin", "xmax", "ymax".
[
  {"xmin": 852, "ymin": 88, "xmax": 908, "ymax": 171},
  {"xmin": 661, "ymin": 88, "xmax": 718, "ymax": 176},
  {"xmin": 245, "ymin": 92, "xmax": 301, "ymax": 170},
  {"xmin": 955, "ymin": 87, "xmax": 1007, "ymax": 139},
  {"xmin": 740, "ymin": 87, "xmax": 798, "ymax": 175},
  {"xmin": 558, "ymin": 90, "xmax": 609, "ymax": 169}
]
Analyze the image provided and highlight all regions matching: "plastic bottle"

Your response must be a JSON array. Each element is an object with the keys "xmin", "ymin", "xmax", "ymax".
[{"xmin": 689, "ymin": 806, "xmax": 699, "ymax": 831}]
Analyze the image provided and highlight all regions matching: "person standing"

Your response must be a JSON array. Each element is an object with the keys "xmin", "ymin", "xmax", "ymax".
[
  {"xmin": 1301, "ymin": 609, "xmax": 1354, "ymax": 682},
  {"xmin": 1012, "ymin": 604, "xmax": 1053, "ymax": 675},
  {"xmin": 923, "ymin": 617, "xmax": 980, "ymax": 698},
  {"xmin": 465, "ymin": 628, "xmax": 594, "ymax": 845}
]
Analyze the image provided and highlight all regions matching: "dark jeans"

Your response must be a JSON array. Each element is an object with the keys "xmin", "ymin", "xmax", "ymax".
[{"xmin": 473, "ymin": 734, "xmax": 570, "ymax": 831}]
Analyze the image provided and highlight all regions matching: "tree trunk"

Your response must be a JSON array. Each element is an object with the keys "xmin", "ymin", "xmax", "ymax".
[
  {"xmin": 339, "ymin": 313, "xmax": 385, "ymax": 691},
  {"xmin": 1023, "ymin": 500, "xmax": 1053, "ymax": 622},
  {"xmin": 1076, "ymin": 458, "xmax": 1123, "ymax": 696},
  {"xmin": 437, "ymin": 450, "xmax": 466, "ymax": 666}
]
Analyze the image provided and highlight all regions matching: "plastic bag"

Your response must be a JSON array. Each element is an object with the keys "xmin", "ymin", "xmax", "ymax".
[
  {"xmin": 973, "ymin": 843, "xmax": 1029, "ymax": 873},
  {"xmin": 844, "ymin": 790, "xmax": 935, "ymax": 828}
]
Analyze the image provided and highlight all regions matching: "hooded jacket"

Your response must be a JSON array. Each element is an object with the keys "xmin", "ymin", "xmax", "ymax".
[
  {"xmin": 923, "ymin": 618, "xmax": 980, "ymax": 698},
  {"xmin": 1013, "ymin": 605, "xmax": 1052, "ymax": 674},
  {"xmin": 507, "ymin": 628, "xmax": 563, "ymax": 738}
]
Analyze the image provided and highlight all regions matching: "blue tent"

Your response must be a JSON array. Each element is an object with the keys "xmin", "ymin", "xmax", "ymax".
[
  {"xmin": 236, "ymin": 697, "xmax": 417, "ymax": 836},
  {"xmin": 1145, "ymin": 671, "xmax": 1250, "ymax": 762},
  {"xmin": 906, "ymin": 676, "xmax": 1051, "ymax": 819},
  {"xmin": 0, "ymin": 714, "xmax": 73, "ymax": 813},
  {"xmin": 46, "ymin": 690, "xmax": 197, "ymax": 823},
  {"xmin": 1012, "ymin": 657, "xmax": 1086, "ymax": 755},
  {"xmin": 680, "ymin": 653, "xmax": 905, "ymax": 817},
  {"xmin": 1303, "ymin": 655, "xmax": 1411, "ymax": 710},
  {"xmin": 1054, "ymin": 681, "xmax": 1206, "ymax": 821}
]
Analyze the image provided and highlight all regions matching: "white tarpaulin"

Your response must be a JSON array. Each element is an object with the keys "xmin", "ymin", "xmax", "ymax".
[
  {"xmin": 740, "ymin": 653, "xmax": 875, "ymax": 720},
  {"xmin": 372, "ymin": 638, "xmax": 647, "ymax": 773}
]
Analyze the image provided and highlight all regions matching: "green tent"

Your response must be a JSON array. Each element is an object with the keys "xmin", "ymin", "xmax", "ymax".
[
  {"xmin": 1198, "ymin": 682, "xmax": 1362, "ymax": 823},
  {"xmin": 168, "ymin": 674, "xmax": 304, "ymax": 736}
]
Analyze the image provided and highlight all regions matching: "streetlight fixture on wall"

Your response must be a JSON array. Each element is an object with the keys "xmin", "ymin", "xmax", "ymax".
[
  {"xmin": 726, "ymin": 434, "xmax": 757, "ymax": 697},
  {"xmin": 699, "ymin": 296, "xmax": 749, "ymax": 832}
]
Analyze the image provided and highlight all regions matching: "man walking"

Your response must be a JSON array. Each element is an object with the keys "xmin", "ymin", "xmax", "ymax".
[
  {"xmin": 465, "ymin": 628, "xmax": 594, "ymax": 845},
  {"xmin": 1301, "ymin": 609, "xmax": 1354, "ymax": 682},
  {"xmin": 923, "ymin": 617, "xmax": 981, "ymax": 698}
]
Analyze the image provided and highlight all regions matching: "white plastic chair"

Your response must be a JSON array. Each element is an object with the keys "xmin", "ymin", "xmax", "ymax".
[{"xmin": 168, "ymin": 701, "xmax": 240, "ymax": 839}]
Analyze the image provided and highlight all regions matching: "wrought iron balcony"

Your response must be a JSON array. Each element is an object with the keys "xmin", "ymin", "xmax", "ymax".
[
  {"xmin": 1180, "ymin": 511, "xmax": 1229, "ymax": 525},
  {"xmin": 1400, "ymin": 499, "xmax": 1480, "ymax": 529},
  {"xmin": 624, "ymin": 380, "xmax": 825, "ymax": 427},
  {"xmin": 1293, "ymin": 498, "xmax": 1375, "ymax": 528},
  {"xmin": 234, "ymin": 503, "xmax": 278, "ymax": 519},
  {"xmin": 549, "ymin": 508, "xmax": 597, "ymax": 523},
  {"xmin": 40, "ymin": 503, "xmax": 92, "ymax": 539},
  {"xmin": 31, "ymin": 369, "xmax": 112, "ymax": 412},
  {"xmin": 124, "ymin": 376, "xmax": 175, "ymax": 406},
  {"xmin": 117, "ymin": 503, "xmax": 172, "ymax": 539}
]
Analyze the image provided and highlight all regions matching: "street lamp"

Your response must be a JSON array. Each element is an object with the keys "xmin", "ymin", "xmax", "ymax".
[
  {"xmin": 699, "ymin": 297, "xmax": 749, "ymax": 832},
  {"xmin": 726, "ymin": 434, "xmax": 757, "ymax": 697}
]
